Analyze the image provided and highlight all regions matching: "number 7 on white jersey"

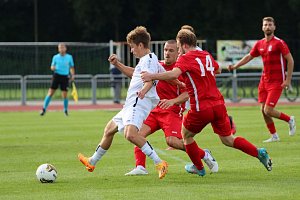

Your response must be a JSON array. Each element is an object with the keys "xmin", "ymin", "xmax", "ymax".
[{"xmin": 195, "ymin": 55, "xmax": 215, "ymax": 76}]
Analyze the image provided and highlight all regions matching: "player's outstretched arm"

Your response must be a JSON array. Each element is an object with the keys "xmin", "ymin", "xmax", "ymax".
[
  {"xmin": 141, "ymin": 68, "xmax": 182, "ymax": 82},
  {"xmin": 108, "ymin": 54, "xmax": 134, "ymax": 78},
  {"xmin": 228, "ymin": 53, "xmax": 253, "ymax": 71},
  {"xmin": 137, "ymin": 81, "xmax": 153, "ymax": 99},
  {"xmin": 158, "ymin": 91, "xmax": 189, "ymax": 109},
  {"xmin": 282, "ymin": 53, "xmax": 294, "ymax": 89}
]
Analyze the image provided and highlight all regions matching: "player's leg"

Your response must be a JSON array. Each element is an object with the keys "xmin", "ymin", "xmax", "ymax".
[
  {"xmin": 263, "ymin": 87, "xmax": 296, "ymax": 137},
  {"xmin": 123, "ymin": 99, "xmax": 169, "ymax": 179},
  {"xmin": 219, "ymin": 135, "xmax": 272, "ymax": 171},
  {"xmin": 228, "ymin": 115, "xmax": 237, "ymax": 134},
  {"xmin": 125, "ymin": 123, "xmax": 153, "ymax": 176},
  {"xmin": 213, "ymin": 104, "xmax": 272, "ymax": 171},
  {"xmin": 78, "ymin": 119, "xmax": 118, "ymax": 172},
  {"xmin": 40, "ymin": 88, "xmax": 56, "ymax": 116},
  {"xmin": 261, "ymin": 103, "xmax": 280, "ymax": 142},
  {"xmin": 124, "ymin": 124, "xmax": 168, "ymax": 179},
  {"xmin": 41, "ymin": 75, "xmax": 59, "ymax": 115},
  {"xmin": 61, "ymin": 76, "xmax": 69, "ymax": 116},
  {"xmin": 181, "ymin": 110, "xmax": 217, "ymax": 176},
  {"xmin": 62, "ymin": 90, "xmax": 68, "ymax": 116},
  {"xmin": 161, "ymin": 111, "xmax": 185, "ymax": 151},
  {"xmin": 258, "ymin": 84, "xmax": 280, "ymax": 142},
  {"xmin": 181, "ymin": 126, "xmax": 206, "ymax": 176},
  {"xmin": 165, "ymin": 136, "xmax": 185, "ymax": 150}
]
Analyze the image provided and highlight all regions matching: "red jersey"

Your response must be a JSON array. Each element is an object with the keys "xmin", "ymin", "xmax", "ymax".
[
  {"xmin": 153, "ymin": 62, "xmax": 186, "ymax": 114},
  {"xmin": 250, "ymin": 36, "xmax": 290, "ymax": 83},
  {"xmin": 176, "ymin": 50, "xmax": 224, "ymax": 111}
]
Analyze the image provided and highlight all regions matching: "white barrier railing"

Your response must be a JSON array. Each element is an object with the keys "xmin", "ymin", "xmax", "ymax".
[{"xmin": 0, "ymin": 72, "xmax": 299, "ymax": 105}]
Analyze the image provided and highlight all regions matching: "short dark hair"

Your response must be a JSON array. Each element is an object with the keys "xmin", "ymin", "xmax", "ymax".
[
  {"xmin": 126, "ymin": 26, "xmax": 151, "ymax": 48},
  {"xmin": 166, "ymin": 40, "xmax": 176, "ymax": 45},
  {"xmin": 176, "ymin": 29, "xmax": 197, "ymax": 47}
]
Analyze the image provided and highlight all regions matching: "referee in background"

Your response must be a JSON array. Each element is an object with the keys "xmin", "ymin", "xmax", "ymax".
[{"xmin": 40, "ymin": 43, "xmax": 75, "ymax": 116}]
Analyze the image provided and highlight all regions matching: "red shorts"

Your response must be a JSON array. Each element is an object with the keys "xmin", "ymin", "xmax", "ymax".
[
  {"xmin": 143, "ymin": 110, "xmax": 183, "ymax": 139},
  {"xmin": 183, "ymin": 104, "xmax": 231, "ymax": 137},
  {"xmin": 258, "ymin": 82, "xmax": 283, "ymax": 107}
]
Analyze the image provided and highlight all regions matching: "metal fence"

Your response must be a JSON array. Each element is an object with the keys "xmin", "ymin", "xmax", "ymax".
[{"xmin": 1, "ymin": 72, "xmax": 299, "ymax": 105}]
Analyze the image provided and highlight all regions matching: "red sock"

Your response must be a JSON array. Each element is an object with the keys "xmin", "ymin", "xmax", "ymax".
[
  {"xmin": 279, "ymin": 113, "xmax": 290, "ymax": 122},
  {"xmin": 134, "ymin": 146, "xmax": 146, "ymax": 168},
  {"xmin": 266, "ymin": 122, "xmax": 276, "ymax": 134},
  {"xmin": 184, "ymin": 141, "xmax": 205, "ymax": 170},
  {"xmin": 233, "ymin": 137, "xmax": 258, "ymax": 157}
]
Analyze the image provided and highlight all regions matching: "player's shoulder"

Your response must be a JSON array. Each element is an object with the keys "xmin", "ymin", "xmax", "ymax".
[
  {"xmin": 142, "ymin": 53, "xmax": 159, "ymax": 64},
  {"xmin": 187, "ymin": 49, "xmax": 210, "ymax": 58},
  {"xmin": 255, "ymin": 38, "xmax": 266, "ymax": 44},
  {"xmin": 66, "ymin": 53, "xmax": 73, "ymax": 58},
  {"xmin": 53, "ymin": 53, "xmax": 60, "ymax": 59},
  {"xmin": 272, "ymin": 36, "xmax": 287, "ymax": 45}
]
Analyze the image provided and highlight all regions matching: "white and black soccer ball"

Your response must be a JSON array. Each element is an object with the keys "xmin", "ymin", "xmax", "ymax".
[{"xmin": 36, "ymin": 163, "xmax": 58, "ymax": 183}]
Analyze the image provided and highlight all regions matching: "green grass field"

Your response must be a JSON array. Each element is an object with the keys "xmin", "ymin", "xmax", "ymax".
[{"xmin": 0, "ymin": 106, "xmax": 299, "ymax": 200}]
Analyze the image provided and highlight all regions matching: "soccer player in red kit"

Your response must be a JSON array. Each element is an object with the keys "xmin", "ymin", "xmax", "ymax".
[
  {"xmin": 125, "ymin": 40, "xmax": 218, "ymax": 176},
  {"xmin": 141, "ymin": 29, "xmax": 272, "ymax": 176},
  {"xmin": 228, "ymin": 17, "xmax": 296, "ymax": 142}
]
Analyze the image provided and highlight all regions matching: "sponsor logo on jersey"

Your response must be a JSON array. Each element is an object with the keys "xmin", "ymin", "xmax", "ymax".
[{"xmin": 268, "ymin": 45, "xmax": 272, "ymax": 51}]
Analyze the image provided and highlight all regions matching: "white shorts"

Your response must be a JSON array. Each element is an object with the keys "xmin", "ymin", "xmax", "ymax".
[{"xmin": 112, "ymin": 97, "xmax": 159, "ymax": 132}]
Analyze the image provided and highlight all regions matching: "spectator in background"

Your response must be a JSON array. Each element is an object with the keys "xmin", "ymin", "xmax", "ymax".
[{"xmin": 110, "ymin": 66, "xmax": 122, "ymax": 104}]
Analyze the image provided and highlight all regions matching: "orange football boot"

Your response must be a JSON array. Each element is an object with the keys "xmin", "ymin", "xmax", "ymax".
[
  {"xmin": 155, "ymin": 160, "xmax": 168, "ymax": 179},
  {"xmin": 78, "ymin": 153, "xmax": 95, "ymax": 172}
]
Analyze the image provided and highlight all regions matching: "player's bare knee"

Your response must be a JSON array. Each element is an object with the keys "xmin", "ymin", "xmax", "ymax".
[
  {"xmin": 220, "ymin": 136, "xmax": 234, "ymax": 147},
  {"xmin": 221, "ymin": 140, "xmax": 232, "ymax": 147},
  {"xmin": 48, "ymin": 89, "xmax": 55, "ymax": 96},
  {"xmin": 263, "ymin": 107, "xmax": 273, "ymax": 116},
  {"xmin": 166, "ymin": 137, "xmax": 176, "ymax": 148},
  {"xmin": 103, "ymin": 126, "xmax": 117, "ymax": 138},
  {"xmin": 124, "ymin": 132, "xmax": 136, "ymax": 143}
]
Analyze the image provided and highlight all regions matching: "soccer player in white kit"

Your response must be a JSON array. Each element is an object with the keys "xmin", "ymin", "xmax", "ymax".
[{"xmin": 78, "ymin": 26, "xmax": 168, "ymax": 179}]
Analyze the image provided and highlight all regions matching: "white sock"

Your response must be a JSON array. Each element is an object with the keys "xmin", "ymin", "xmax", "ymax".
[
  {"xmin": 203, "ymin": 151, "xmax": 209, "ymax": 160},
  {"xmin": 272, "ymin": 133, "xmax": 279, "ymax": 139},
  {"xmin": 89, "ymin": 145, "xmax": 107, "ymax": 166},
  {"xmin": 140, "ymin": 142, "xmax": 162, "ymax": 164}
]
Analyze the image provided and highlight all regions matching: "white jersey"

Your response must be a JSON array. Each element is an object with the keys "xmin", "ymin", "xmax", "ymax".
[
  {"xmin": 126, "ymin": 53, "xmax": 163, "ymax": 101},
  {"xmin": 113, "ymin": 52, "xmax": 164, "ymax": 132}
]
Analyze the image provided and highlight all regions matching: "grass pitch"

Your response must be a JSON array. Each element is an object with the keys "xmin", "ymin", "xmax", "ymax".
[{"xmin": 0, "ymin": 106, "xmax": 299, "ymax": 200}]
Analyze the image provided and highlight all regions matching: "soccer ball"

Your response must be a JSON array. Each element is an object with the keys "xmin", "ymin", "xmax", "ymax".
[{"xmin": 36, "ymin": 163, "xmax": 58, "ymax": 183}]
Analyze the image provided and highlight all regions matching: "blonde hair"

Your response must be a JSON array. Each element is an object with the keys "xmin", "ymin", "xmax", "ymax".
[
  {"xmin": 176, "ymin": 29, "xmax": 197, "ymax": 47},
  {"xmin": 126, "ymin": 26, "xmax": 151, "ymax": 48},
  {"xmin": 181, "ymin": 25, "xmax": 195, "ymax": 33}
]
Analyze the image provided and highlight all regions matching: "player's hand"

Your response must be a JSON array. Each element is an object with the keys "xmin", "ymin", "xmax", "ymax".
[
  {"xmin": 281, "ymin": 80, "xmax": 291, "ymax": 90},
  {"xmin": 137, "ymin": 90, "xmax": 145, "ymax": 99},
  {"xmin": 140, "ymin": 71, "xmax": 153, "ymax": 82},
  {"xmin": 50, "ymin": 66, "xmax": 56, "ymax": 71},
  {"xmin": 158, "ymin": 99, "xmax": 175, "ymax": 109},
  {"xmin": 108, "ymin": 54, "xmax": 119, "ymax": 65},
  {"xmin": 178, "ymin": 81, "xmax": 186, "ymax": 89},
  {"xmin": 227, "ymin": 65, "xmax": 234, "ymax": 72}
]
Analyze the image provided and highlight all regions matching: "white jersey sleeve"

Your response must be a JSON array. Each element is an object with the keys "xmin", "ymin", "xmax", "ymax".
[{"xmin": 125, "ymin": 53, "xmax": 161, "ymax": 102}]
